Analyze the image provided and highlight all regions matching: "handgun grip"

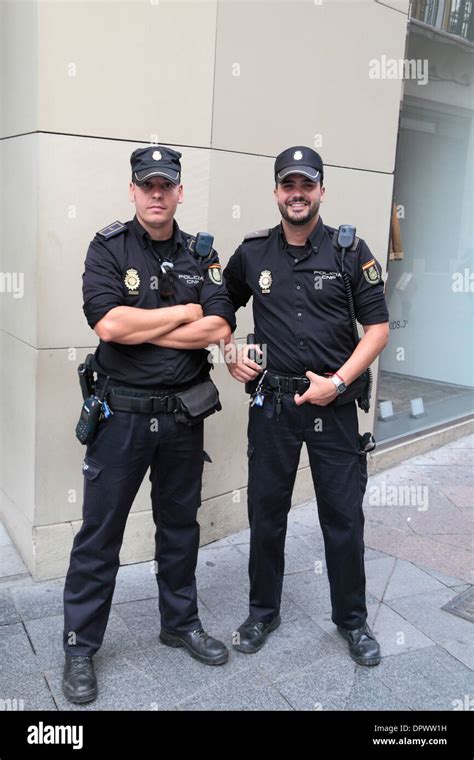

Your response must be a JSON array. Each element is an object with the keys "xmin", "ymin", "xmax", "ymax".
[{"xmin": 246, "ymin": 333, "xmax": 258, "ymax": 363}]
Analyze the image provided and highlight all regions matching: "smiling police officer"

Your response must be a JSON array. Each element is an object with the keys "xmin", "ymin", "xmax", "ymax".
[
  {"xmin": 223, "ymin": 146, "xmax": 389, "ymax": 666},
  {"xmin": 62, "ymin": 146, "xmax": 236, "ymax": 704}
]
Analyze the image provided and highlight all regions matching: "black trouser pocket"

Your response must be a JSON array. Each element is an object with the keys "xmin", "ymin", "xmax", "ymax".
[{"xmin": 82, "ymin": 457, "xmax": 103, "ymax": 524}]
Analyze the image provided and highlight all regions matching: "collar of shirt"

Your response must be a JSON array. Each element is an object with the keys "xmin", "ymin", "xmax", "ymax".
[
  {"xmin": 278, "ymin": 215, "xmax": 325, "ymax": 259},
  {"xmin": 132, "ymin": 216, "xmax": 185, "ymax": 259}
]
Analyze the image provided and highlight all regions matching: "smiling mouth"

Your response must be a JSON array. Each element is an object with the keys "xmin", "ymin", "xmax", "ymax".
[{"xmin": 288, "ymin": 202, "xmax": 308, "ymax": 210}]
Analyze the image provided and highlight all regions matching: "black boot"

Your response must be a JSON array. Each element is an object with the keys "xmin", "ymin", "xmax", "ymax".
[
  {"xmin": 337, "ymin": 622, "xmax": 381, "ymax": 666},
  {"xmin": 159, "ymin": 628, "xmax": 229, "ymax": 665},
  {"xmin": 232, "ymin": 614, "xmax": 281, "ymax": 654},
  {"xmin": 62, "ymin": 655, "xmax": 98, "ymax": 704}
]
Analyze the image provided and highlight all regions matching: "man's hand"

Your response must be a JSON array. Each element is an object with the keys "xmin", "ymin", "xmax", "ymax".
[
  {"xmin": 226, "ymin": 343, "xmax": 263, "ymax": 384},
  {"xmin": 294, "ymin": 371, "xmax": 338, "ymax": 406},
  {"xmin": 182, "ymin": 303, "xmax": 204, "ymax": 323}
]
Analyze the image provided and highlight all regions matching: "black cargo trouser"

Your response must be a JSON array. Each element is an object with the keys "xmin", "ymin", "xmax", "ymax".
[
  {"xmin": 63, "ymin": 409, "xmax": 204, "ymax": 656},
  {"xmin": 247, "ymin": 392, "xmax": 368, "ymax": 630}
]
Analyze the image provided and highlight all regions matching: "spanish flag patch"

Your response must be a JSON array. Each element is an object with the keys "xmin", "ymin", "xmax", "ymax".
[
  {"xmin": 362, "ymin": 259, "xmax": 381, "ymax": 284},
  {"xmin": 208, "ymin": 264, "xmax": 222, "ymax": 284}
]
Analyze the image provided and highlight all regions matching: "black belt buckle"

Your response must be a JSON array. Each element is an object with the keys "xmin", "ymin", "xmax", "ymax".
[
  {"xmin": 163, "ymin": 395, "xmax": 177, "ymax": 413},
  {"xmin": 267, "ymin": 374, "xmax": 280, "ymax": 390},
  {"xmin": 296, "ymin": 377, "xmax": 310, "ymax": 395}
]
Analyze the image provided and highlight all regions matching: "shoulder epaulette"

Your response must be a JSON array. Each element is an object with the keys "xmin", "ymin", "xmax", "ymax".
[
  {"xmin": 97, "ymin": 221, "xmax": 127, "ymax": 240},
  {"xmin": 244, "ymin": 228, "xmax": 271, "ymax": 241}
]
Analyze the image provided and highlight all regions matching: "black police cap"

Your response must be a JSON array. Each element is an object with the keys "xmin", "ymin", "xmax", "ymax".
[
  {"xmin": 130, "ymin": 146, "xmax": 182, "ymax": 185},
  {"xmin": 274, "ymin": 146, "xmax": 324, "ymax": 183}
]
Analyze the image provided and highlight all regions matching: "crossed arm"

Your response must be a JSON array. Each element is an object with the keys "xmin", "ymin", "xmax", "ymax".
[{"xmin": 94, "ymin": 304, "xmax": 231, "ymax": 349}]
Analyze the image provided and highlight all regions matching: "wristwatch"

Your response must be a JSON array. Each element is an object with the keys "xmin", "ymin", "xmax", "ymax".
[{"xmin": 330, "ymin": 372, "xmax": 347, "ymax": 394}]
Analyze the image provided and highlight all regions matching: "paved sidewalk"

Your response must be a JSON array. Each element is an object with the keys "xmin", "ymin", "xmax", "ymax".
[{"xmin": 0, "ymin": 435, "xmax": 472, "ymax": 711}]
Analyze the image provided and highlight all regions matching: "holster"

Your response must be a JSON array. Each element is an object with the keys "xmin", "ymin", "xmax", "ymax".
[
  {"xmin": 174, "ymin": 379, "xmax": 222, "ymax": 426},
  {"xmin": 332, "ymin": 372, "xmax": 369, "ymax": 408}
]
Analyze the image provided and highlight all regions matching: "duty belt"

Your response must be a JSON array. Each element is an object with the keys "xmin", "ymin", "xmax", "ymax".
[
  {"xmin": 95, "ymin": 380, "xmax": 196, "ymax": 414},
  {"xmin": 262, "ymin": 372, "xmax": 311, "ymax": 395}
]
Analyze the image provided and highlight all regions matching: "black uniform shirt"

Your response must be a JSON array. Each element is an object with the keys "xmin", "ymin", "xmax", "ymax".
[
  {"xmin": 223, "ymin": 216, "xmax": 389, "ymax": 376},
  {"xmin": 82, "ymin": 217, "xmax": 236, "ymax": 387}
]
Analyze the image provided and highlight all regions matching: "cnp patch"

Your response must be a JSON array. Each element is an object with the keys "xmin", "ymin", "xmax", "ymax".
[
  {"xmin": 362, "ymin": 259, "xmax": 381, "ymax": 285},
  {"xmin": 208, "ymin": 264, "xmax": 222, "ymax": 284},
  {"xmin": 124, "ymin": 267, "xmax": 140, "ymax": 294},
  {"xmin": 258, "ymin": 270, "xmax": 272, "ymax": 294}
]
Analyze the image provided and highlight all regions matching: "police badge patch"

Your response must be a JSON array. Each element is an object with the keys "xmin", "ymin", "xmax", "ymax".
[
  {"xmin": 124, "ymin": 268, "xmax": 140, "ymax": 294},
  {"xmin": 362, "ymin": 259, "xmax": 381, "ymax": 285},
  {"xmin": 258, "ymin": 270, "xmax": 272, "ymax": 294},
  {"xmin": 208, "ymin": 264, "xmax": 222, "ymax": 284}
]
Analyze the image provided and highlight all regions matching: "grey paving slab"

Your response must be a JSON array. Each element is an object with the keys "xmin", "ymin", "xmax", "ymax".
[
  {"xmin": 0, "ymin": 575, "xmax": 35, "ymax": 592},
  {"xmin": 442, "ymin": 485, "xmax": 473, "ymax": 509},
  {"xmin": 275, "ymin": 654, "xmax": 356, "ymax": 711},
  {"xmin": 226, "ymin": 527, "xmax": 251, "ymax": 546},
  {"xmin": 195, "ymin": 543, "xmax": 249, "ymax": 590},
  {"xmin": 0, "ymin": 589, "xmax": 21, "ymax": 626},
  {"xmin": 24, "ymin": 609, "xmax": 136, "ymax": 670},
  {"xmin": 443, "ymin": 435, "xmax": 474, "ymax": 450},
  {"xmin": 283, "ymin": 567, "xmax": 333, "ymax": 619},
  {"xmin": 232, "ymin": 541, "xmax": 249, "ymax": 559},
  {"xmin": 0, "ymin": 672, "xmax": 57, "ymax": 711},
  {"xmin": 413, "ymin": 464, "xmax": 471, "ymax": 487},
  {"xmin": 283, "ymin": 535, "xmax": 322, "ymax": 575},
  {"xmin": 202, "ymin": 536, "xmax": 232, "ymax": 550},
  {"xmin": 45, "ymin": 651, "xmax": 171, "ymax": 711},
  {"xmin": 365, "ymin": 548, "xmax": 390, "ymax": 561},
  {"xmin": 417, "ymin": 564, "xmax": 466, "ymax": 588},
  {"xmin": 0, "ymin": 622, "xmax": 40, "ymax": 676},
  {"xmin": 10, "ymin": 578, "xmax": 65, "ymax": 621},
  {"xmin": 287, "ymin": 502, "xmax": 322, "ymax": 537},
  {"xmin": 181, "ymin": 685, "xmax": 293, "ymax": 711},
  {"xmin": 363, "ymin": 505, "xmax": 413, "ymax": 534},
  {"xmin": 410, "ymin": 449, "xmax": 474, "ymax": 467},
  {"xmin": 0, "ymin": 545, "xmax": 27, "ymax": 578},
  {"xmin": 298, "ymin": 530, "xmax": 326, "ymax": 553},
  {"xmin": 368, "ymin": 602, "xmax": 434, "ymax": 657},
  {"xmin": 383, "ymin": 560, "xmax": 447, "ymax": 601},
  {"xmin": 198, "ymin": 582, "xmax": 250, "ymax": 624},
  {"xmin": 140, "ymin": 640, "xmax": 256, "ymax": 704},
  {"xmin": 175, "ymin": 661, "xmax": 272, "ymax": 709},
  {"xmin": 365, "ymin": 556, "xmax": 397, "ymax": 601},
  {"xmin": 239, "ymin": 616, "xmax": 342, "ymax": 684},
  {"xmin": 404, "ymin": 502, "xmax": 470, "ymax": 537},
  {"xmin": 112, "ymin": 598, "xmax": 161, "ymax": 650},
  {"xmin": 373, "ymin": 646, "xmax": 474, "ymax": 711},
  {"xmin": 439, "ymin": 640, "xmax": 474, "ymax": 671},
  {"xmin": 112, "ymin": 561, "xmax": 158, "ymax": 604},
  {"xmin": 387, "ymin": 587, "xmax": 474, "ymax": 645},
  {"xmin": 343, "ymin": 666, "xmax": 413, "ymax": 711}
]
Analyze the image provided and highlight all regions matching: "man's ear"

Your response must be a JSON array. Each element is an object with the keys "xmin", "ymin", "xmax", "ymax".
[
  {"xmin": 129, "ymin": 181, "xmax": 136, "ymax": 203},
  {"xmin": 177, "ymin": 184, "xmax": 184, "ymax": 204}
]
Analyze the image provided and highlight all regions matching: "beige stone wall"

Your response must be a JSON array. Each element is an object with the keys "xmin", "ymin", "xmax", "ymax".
[{"xmin": 0, "ymin": 0, "xmax": 408, "ymax": 580}]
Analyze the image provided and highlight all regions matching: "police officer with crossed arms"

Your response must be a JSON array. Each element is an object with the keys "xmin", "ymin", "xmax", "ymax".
[{"xmin": 62, "ymin": 146, "xmax": 236, "ymax": 704}]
